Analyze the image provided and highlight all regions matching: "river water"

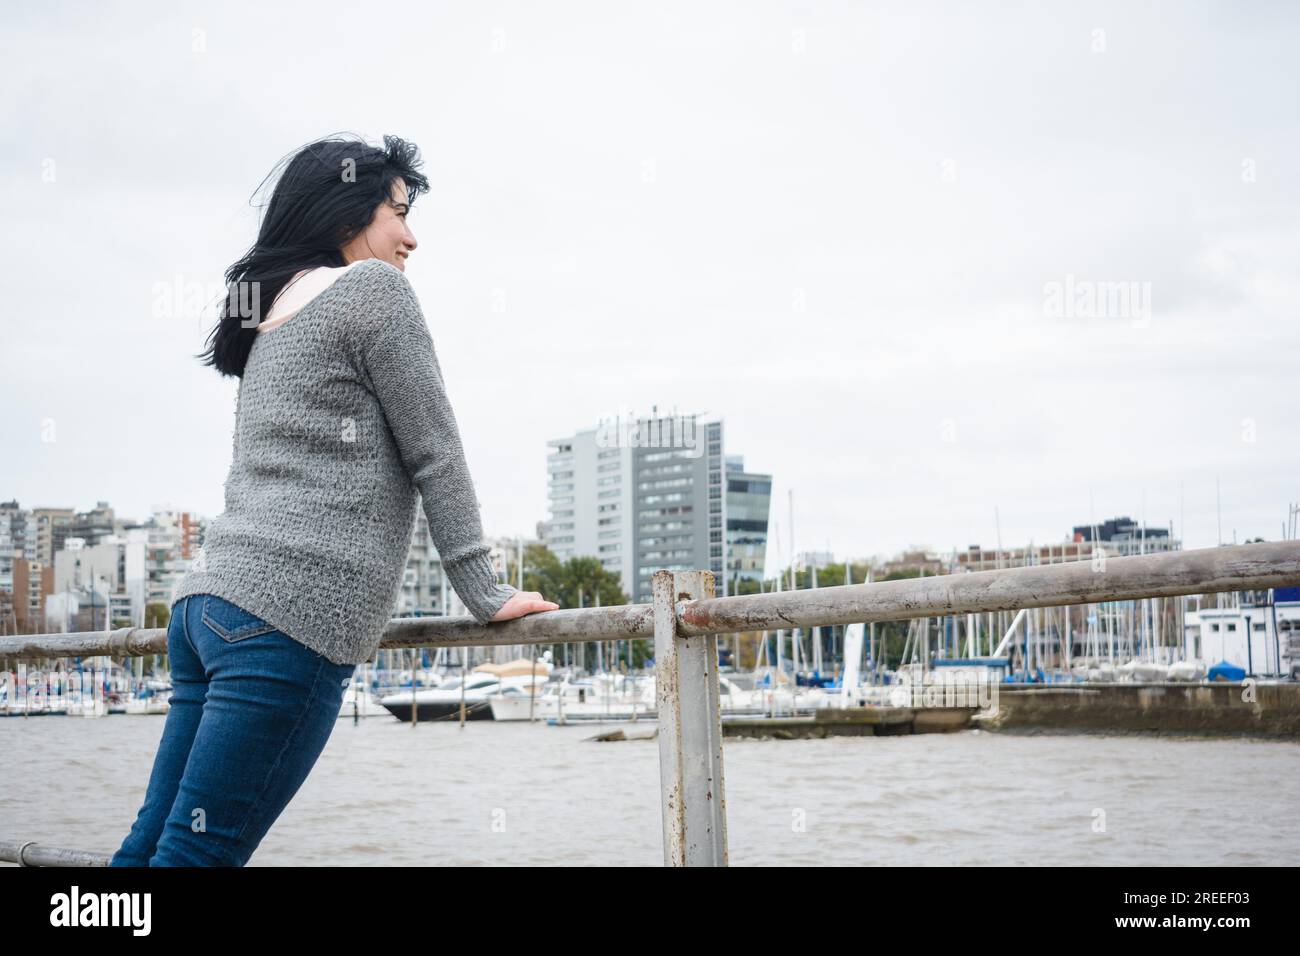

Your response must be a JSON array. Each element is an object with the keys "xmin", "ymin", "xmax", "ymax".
[{"xmin": 3, "ymin": 715, "xmax": 1297, "ymax": 865}]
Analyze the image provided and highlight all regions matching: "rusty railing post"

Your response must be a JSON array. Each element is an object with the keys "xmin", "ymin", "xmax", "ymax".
[{"xmin": 653, "ymin": 569, "xmax": 728, "ymax": 866}]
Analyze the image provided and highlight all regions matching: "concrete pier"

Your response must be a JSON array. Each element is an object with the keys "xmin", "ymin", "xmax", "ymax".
[
  {"xmin": 721, "ymin": 706, "xmax": 977, "ymax": 739},
  {"xmin": 978, "ymin": 681, "xmax": 1300, "ymax": 738},
  {"xmin": 720, "ymin": 683, "xmax": 1300, "ymax": 740}
]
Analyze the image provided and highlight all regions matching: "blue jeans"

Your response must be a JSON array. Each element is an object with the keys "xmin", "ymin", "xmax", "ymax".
[{"xmin": 110, "ymin": 593, "xmax": 356, "ymax": 866}]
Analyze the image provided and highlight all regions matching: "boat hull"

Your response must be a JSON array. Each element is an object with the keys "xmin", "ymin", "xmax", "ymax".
[{"xmin": 380, "ymin": 699, "xmax": 495, "ymax": 722}]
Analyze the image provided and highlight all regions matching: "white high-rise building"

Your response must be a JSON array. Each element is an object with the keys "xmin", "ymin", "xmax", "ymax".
[
  {"xmin": 544, "ymin": 423, "xmax": 636, "ymax": 590},
  {"xmin": 53, "ymin": 532, "xmax": 147, "ymax": 628},
  {"xmin": 544, "ymin": 410, "xmax": 739, "ymax": 604}
]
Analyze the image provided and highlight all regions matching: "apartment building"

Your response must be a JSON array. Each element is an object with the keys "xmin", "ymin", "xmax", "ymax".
[
  {"xmin": 724, "ymin": 455, "xmax": 771, "ymax": 591},
  {"xmin": 545, "ymin": 411, "xmax": 769, "ymax": 603}
]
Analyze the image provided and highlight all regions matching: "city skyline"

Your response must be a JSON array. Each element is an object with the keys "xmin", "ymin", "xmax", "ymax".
[
  {"xmin": 3, "ymin": 2, "xmax": 1297, "ymax": 572},
  {"xmin": 1, "ymin": 489, "xmax": 1226, "ymax": 577}
]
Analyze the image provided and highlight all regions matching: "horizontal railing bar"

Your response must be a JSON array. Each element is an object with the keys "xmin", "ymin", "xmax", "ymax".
[
  {"xmin": 678, "ymin": 540, "xmax": 1300, "ymax": 636},
  {"xmin": 1, "ymin": 541, "xmax": 1297, "ymax": 662},
  {"xmin": 0, "ymin": 840, "xmax": 109, "ymax": 867},
  {"xmin": 0, "ymin": 604, "xmax": 656, "ymax": 662}
]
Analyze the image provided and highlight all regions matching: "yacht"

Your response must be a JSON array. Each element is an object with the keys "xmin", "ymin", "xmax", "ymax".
[
  {"xmin": 490, "ymin": 673, "xmax": 770, "ymax": 723},
  {"xmin": 380, "ymin": 659, "xmax": 552, "ymax": 722}
]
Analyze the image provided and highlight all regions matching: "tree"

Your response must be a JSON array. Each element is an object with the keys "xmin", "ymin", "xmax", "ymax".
[
  {"xmin": 144, "ymin": 602, "xmax": 171, "ymax": 630},
  {"xmin": 502, "ymin": 543, "xmax": 644, "ymax": 669},
  {"xmin": 503, "ymin": 543, "xmax": 628, "ymax": 609}
]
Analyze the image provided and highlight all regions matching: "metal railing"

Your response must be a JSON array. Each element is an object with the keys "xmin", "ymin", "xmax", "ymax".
[{"xmin": 4, "ymin": 540, "xmax": 1300, "ymax": 867}]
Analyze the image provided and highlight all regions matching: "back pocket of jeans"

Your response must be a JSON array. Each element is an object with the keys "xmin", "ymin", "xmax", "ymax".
[{"xmin": 201, "ymin": 595, "xmax": 279, "ymax": 643}]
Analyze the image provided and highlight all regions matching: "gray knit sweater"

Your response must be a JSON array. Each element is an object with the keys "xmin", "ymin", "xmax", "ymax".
[{"xmin": 171, "ymin": 258, "xmax": 517, "ymax": 665}]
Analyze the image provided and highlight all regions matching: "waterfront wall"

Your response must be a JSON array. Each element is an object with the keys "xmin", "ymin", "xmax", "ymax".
[
  {"xmin": 722, "ymin": 683, "xmax": 1300, "ymax": 739},
  {"xmin": 980, "ymin": 682, "xmax": 1300, "ymax": 738}
]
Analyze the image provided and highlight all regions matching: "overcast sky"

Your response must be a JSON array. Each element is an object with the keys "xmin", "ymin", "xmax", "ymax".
[{"xmin": 2, "ymin": 1, "xmax": 1297, "ymax": 574}]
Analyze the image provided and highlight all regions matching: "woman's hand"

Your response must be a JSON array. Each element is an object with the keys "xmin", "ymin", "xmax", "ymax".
[{"xmin": 490, "ymin": 590, "xmax": 560, "ymax": 622}]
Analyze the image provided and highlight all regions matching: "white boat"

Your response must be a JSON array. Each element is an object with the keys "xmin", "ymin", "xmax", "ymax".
[
  {"xmin": 552, "ymin": 673, "xmax": 655, "ymax": 723},
  {"xmin": 489, "ymin": 672, "xmax": 644, "ymax": 722},
  {"xmin": 1130, "ymin": 661, "xmax": 1170, "ymax": 682},
  {"xmin": 1076, "ymin": 661, "xmax": 1117, "ymax": 682},
  {"xmin": 381, "ymin": 659, "xmax": 551, "ymax": 722},
  {"xmin": 490, "ymin": 673, "xmax": 775, "ymax": 723},
  {"xmin": 1167, "ymin": 659, "xmax": 1208, "ymax": 682}
]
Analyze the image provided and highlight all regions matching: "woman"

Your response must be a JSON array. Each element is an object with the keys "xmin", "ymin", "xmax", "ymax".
[{"xmin": 110, "ymin": 133, "xmax": 558, "ymax": 867}]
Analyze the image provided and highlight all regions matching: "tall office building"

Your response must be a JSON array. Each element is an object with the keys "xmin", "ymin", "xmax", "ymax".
[
  {"xmin": 546, "ymin": 411, "xmax": 765, "ymax": 603},
  {"xmin": 724, "ymin": 455, "xmax": 772, "ymax": 592}
]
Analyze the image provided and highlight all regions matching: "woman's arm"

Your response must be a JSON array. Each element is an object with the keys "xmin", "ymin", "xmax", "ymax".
[{"xmin": 350, "ymin": 261, "xmax": 518, "ymax": 623}]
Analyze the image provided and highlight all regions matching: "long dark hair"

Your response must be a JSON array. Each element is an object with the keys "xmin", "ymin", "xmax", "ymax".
[{"xmin": 198, "ymin": 133, "xmax": 430, "ymax": 378}]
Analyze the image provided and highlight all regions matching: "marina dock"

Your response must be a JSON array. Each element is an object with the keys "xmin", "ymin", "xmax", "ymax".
[
  {"xmin": 978, "ymin": 680, "xmax": 1300, "ymax": 738},
  {"xmin": 722, "ymin": 706, "xmax": 975, "ymax": 738},
  {"xmin": 4, "ymin": 541, "xmax": 1300, "ymax": 866},
  {"xmin": 721, "ymin": 681, "xmax": 1300, "ymax": 739}
]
